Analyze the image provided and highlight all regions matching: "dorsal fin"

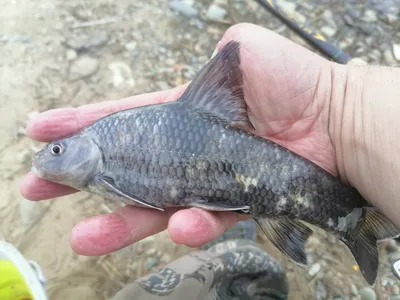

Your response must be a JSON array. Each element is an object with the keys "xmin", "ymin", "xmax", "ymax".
[{"xmin": 178, "ymin": 40, "xmax": 254, "ymax": 130}]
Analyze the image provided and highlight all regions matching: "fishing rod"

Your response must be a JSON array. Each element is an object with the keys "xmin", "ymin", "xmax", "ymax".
[{"xmin": 254, "ymin": 0, "xmax": 352, "ymax": 64}]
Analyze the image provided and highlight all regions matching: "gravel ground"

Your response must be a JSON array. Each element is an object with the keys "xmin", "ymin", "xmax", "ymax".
[{"xmin": 1, "ymin": 0, "xmax": 399, "ymax": 299}]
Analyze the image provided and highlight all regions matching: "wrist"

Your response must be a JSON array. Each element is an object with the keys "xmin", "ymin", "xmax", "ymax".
[{"xmin": 329, "ymin": 62, "xmax": 400, "ymax": 224}]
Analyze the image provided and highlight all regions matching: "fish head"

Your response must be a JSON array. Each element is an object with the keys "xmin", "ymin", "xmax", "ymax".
[{"xmin": 32, "ymin": 134, "xmax": 102, "ymax": 189}]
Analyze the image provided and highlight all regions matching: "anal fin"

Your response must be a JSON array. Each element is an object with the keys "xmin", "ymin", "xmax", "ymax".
[
  {"xmin": 254, "ymin": 217, "xmax": 313, "ymax": 265},
  {"xmin": 341, "ymin": 207, "xmax": 400, "ymax": 286},
  {"xmin": 97, "ymin": 176, "xmax": 164, "ymax": 211}
]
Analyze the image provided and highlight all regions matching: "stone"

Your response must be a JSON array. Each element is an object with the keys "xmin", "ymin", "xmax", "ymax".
[
  {"xmin": 276, "ymin": 0, "xmax": 296, "ymax": 14},
  {"xmin": 169, "ymin": 1, "xmax": 198, "ymax": 17},
  {"xmin": 156, "ymin": 81, "xmax": 171, "ymax": 91},
  {"xmin": 393, "ymin": 285, "xmax": 400, "ymax": 295},
  {"xmin": 308, "ymin": 263, "xmax": 321, "ymax": 277},
  {"xmin": 321, "ymin": 26, "xmax": 336, "ymax": 37},
  {"xmin": 362, "ymin": 9, "xmax": 377, "ymax": 22},
  {"xmin": 205, "ymin": 4, "xmax": 227, "ymax": 22},
  {"xmin": 124, "ymin": 41, "xmax": 137, "ymax": 52},
  {"xmin": 108, "ymin": 62, "xmax": 135, "ymax": 88},
  {"xmin": 66, "ymin": 49, "xmax": 77, "ymax": 61},
  {"xmin": 358, "ymin": 287, "xmax": 377, "ymax": 300},
  {"xmin": 66, "ymin": 30, "xmax": 108, "ymax": 51},
  {"xmin": 145, "ymin": 257, "xmax": 159, "ymax": 270},
  {"xmin": 68, "ymin": 57, "xmax": 99, "ymax": 81},
  {"xmin": 393, "ymin": 44, "xmax": 400, "ymax": 61}
]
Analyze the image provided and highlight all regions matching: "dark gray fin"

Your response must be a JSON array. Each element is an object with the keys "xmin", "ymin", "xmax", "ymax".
[
  {"xmin": 254, "ymin": 217, "xmax": 313, "ymax": 265},
  {"xmin": 97, "ymin": 176, "xmax": 164, "ymax": 211},
  {"xmin": 188, "ymin": 199, "xmax": 250, "ymax": 213},
  {"xmin": 340, "ymin": 207, "xmax": 400, "ymax": 286},
  {"xmin": 177, "ymin": 40, "xmax": 255, "ymax": 130}
]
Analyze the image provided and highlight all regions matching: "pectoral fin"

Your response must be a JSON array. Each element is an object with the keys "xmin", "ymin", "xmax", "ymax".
[
  {"xmin": 188, "ymin": 199, "xmax": 250, "ymax": 213},
  {"xmin": 254, "ymin": 217, "xmax": 313, "ymax": 265},
  {"xmin": 97, "ymin": 176, "xmax": 164, "ymax": 211}
]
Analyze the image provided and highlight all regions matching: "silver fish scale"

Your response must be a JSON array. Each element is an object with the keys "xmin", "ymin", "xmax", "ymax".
[{"xmin": 85, "ymin": 102, "xmax": 367, "ymax": 231}]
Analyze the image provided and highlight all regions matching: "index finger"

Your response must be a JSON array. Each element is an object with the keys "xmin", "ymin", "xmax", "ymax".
[{"xmin": 27, "ymin": 84, "xmax": 188, "ymax": 142}]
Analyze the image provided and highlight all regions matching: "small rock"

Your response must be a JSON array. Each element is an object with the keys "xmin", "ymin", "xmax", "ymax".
[
  {"xmin": 66, "ymin": 30, "xmax": 108, "ymax": 51},
  {"xmin": 393, "ymin": 44, "xmax": 400, "ymax": 61},
  {"xmin": 315, "ymin": 280, "xmax": 327, "ymax": 300},
  {"xmin": 169, "ymin": 1, "xmax": 198, "ymax": 17},
  {"xmin": 160, "ymin": 253, "xmax": 171, "ymax": 264},
  {"xmin": 156, "ymin": 81, "xmax": 171, "ymax": 91},
  {"xmin": 145, "ymin": 257, "xmax": 159, "ymax": 270},
  {"xmin": 347, "ymin": 7, "xmax": 361, "ymax": 19},
  {"xmin": 68, "ymin": 56, "xmax": 99, "ymax": 81},
  {"xmin": 66, "ymin": 49, "xmax": 77, "ymax": 61},
  {"xmin": 276, "ymin": 0, "xmax": 296, "ymax": 14},
  {"xmin": 358, "ymin": 287, "xmax": 377, "ymax": 300},
  {"xmin": 344, "ymin": 14, "xmax": 354, "ymax": 26},
  {"xmin": 19, "ymin": 198, "xmax": 42, "ymax": 226},
  {"xmin": 351, "ymin": 284, "xmax": 359, "ymax": 296},
  {"xmin": 321, "ymin": 26, "xmax": 336, "ymax": 37},
  {"xmin": 146, "ymin": 248, "xmax": 157, "ymax": 256},
  {"xmin": 385, "ymin": 13, "xmax": 397, "ymax": 25},
  {"xmin": 292, "ymin": 12, "xmax": 306, "ymax": 24},
  {"xmin": 362, "ymin": 9, "xmax": 377, "ymax": 22},
  {"xmin": 308, "ymin": 263, "xmax": 321, "ymax": 277},
  {"xmin": 393, "ymin": 285, "xmax": 400, "ymax": 295},
  {"xmin": 205, "ymin": 4, "xmax": 227, "ymax": 22},
  {"xmin": 28, "ymin": 111, "xmax": 40, "ymax": 120},
  {"xmin": 369, "ymin": 49, "xmax": 381, "ymax": 61},
  {"xmin": 124, "ymin": 41, "xmax": 137, "ymax": 52},
  {"xmin": 108, "ymin": 62, "xmax": 135, "ymax": 88}
]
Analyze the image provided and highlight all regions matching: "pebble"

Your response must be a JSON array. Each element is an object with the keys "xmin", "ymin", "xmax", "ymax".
[
  {"xmin": 0, "ymin": 34, "xmax": 32, "ymax": 43},
  {"xmin": 169, "ymin": 1, "xmax": 198, "ymax": 17},
  {"xmin": 108, "ymin": 62, "xmax": 135, "ymax": 87},
  {"xmin": 124, "ymin": 41, "xmax": 137, "ymax": 52},
  {"xmin": 276, "ymin": 0, "xmax": 296, "ymax": 14},
  {"xmin": 145, "ymin": 257, "xmax": 159, "ymax": 270},
  {"xmin": 160, "ymin": 253, "xmax": 171, "ymax": 264},
  {"xmin": 344, "ymin": 14, "xmax": 354, "ymax": 26},
  {"xmin": 321, "ymin": 26, "xmax": 336, "ymax": 38},
  {"xmin": 315, "ymin": 280, "xmax": 327, "ymax": 300},
  {"xmin": 346, "ymin": 7, "xmax": 361, "ymax": 19},
  {"xmin": 308, "ymin": 263, "xmax": 321, "ymax": 277},
  {"xmin": 292, "ymin": 12, "xmax": 306, "ymax": 24},
  {"xmin": 351, "ymin": 284, "xmax": 358, "ymax": 296},
  {"xmin": 362, "ymin": 10, "xmax": 378, "ymax": 23},
  {"xmin": 19, "ymin": 198, "xmax": 42, "ymax": 226},
  {"xmin": 358, "ymin": 287, "xmax": 376, "ymax": 300},
  {"xmin": 156, "ymin": 81, "xmax": 171, "ymax": 91},
  {"xmin": 393, "ymin": 44, "xmax": 400, "ymax": 61},
  {"xmin": 205, "ymin": 4, "xmax": 227, "ymax": 22},
  {"xmin": 68, "ymin": 56, "xmax": 99, "ymax": 81},
  {"xmin": 393, "ymin": 285, "xmax": 400, "ymax": 295},
  {"xmin": 66, "ymin": 30, "xmax": 108, "ymax": 51},
  {"xmin": 66, "ymin": 49, "xmax": 77, "ymax": 61}
]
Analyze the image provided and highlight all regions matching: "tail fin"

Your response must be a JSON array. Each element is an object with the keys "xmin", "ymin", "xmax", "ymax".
[{"xmin": 341, "ymin": 207, "xmax": 400, "ymax": 286}]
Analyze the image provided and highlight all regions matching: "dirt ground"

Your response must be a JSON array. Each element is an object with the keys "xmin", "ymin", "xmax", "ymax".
[{"xmin": 1, "ymin": 0, "xmax": 399, "ymax": 299}]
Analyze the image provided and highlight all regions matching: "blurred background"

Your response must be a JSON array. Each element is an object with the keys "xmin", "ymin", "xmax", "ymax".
[{"xmin": 0, "ymin": 0, "xmax": 399, "ymax": 299}]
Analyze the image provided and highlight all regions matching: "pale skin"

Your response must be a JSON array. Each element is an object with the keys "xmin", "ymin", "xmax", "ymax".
[{"xmin": 20, "ymin": 23, "xmax": 400, "ymax": 256}]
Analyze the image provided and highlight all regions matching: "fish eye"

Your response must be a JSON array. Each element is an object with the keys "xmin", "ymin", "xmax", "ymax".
[{"xmin": 50, "ymin": 143, "xmax": 64, "ymax": 156}]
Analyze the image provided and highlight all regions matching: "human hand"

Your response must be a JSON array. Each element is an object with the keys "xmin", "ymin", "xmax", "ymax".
[{"xmin": 21, "ymin": 23, "xmax": 339, "ymax": 256}]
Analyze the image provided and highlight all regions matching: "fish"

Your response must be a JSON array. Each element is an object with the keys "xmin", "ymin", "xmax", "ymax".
[{"xmin": 31, "ymin": 40, "xmax": 399, "ymax": 286}]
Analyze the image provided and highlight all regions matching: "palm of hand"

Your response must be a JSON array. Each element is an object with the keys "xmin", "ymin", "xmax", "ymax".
[
  {"xmin": 232, "ymin": 28, "xmax": 336, "ymax": 176},
  {"xmin": 20, "ymin": 23, "xmax": 337, "ymax": 255}
]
